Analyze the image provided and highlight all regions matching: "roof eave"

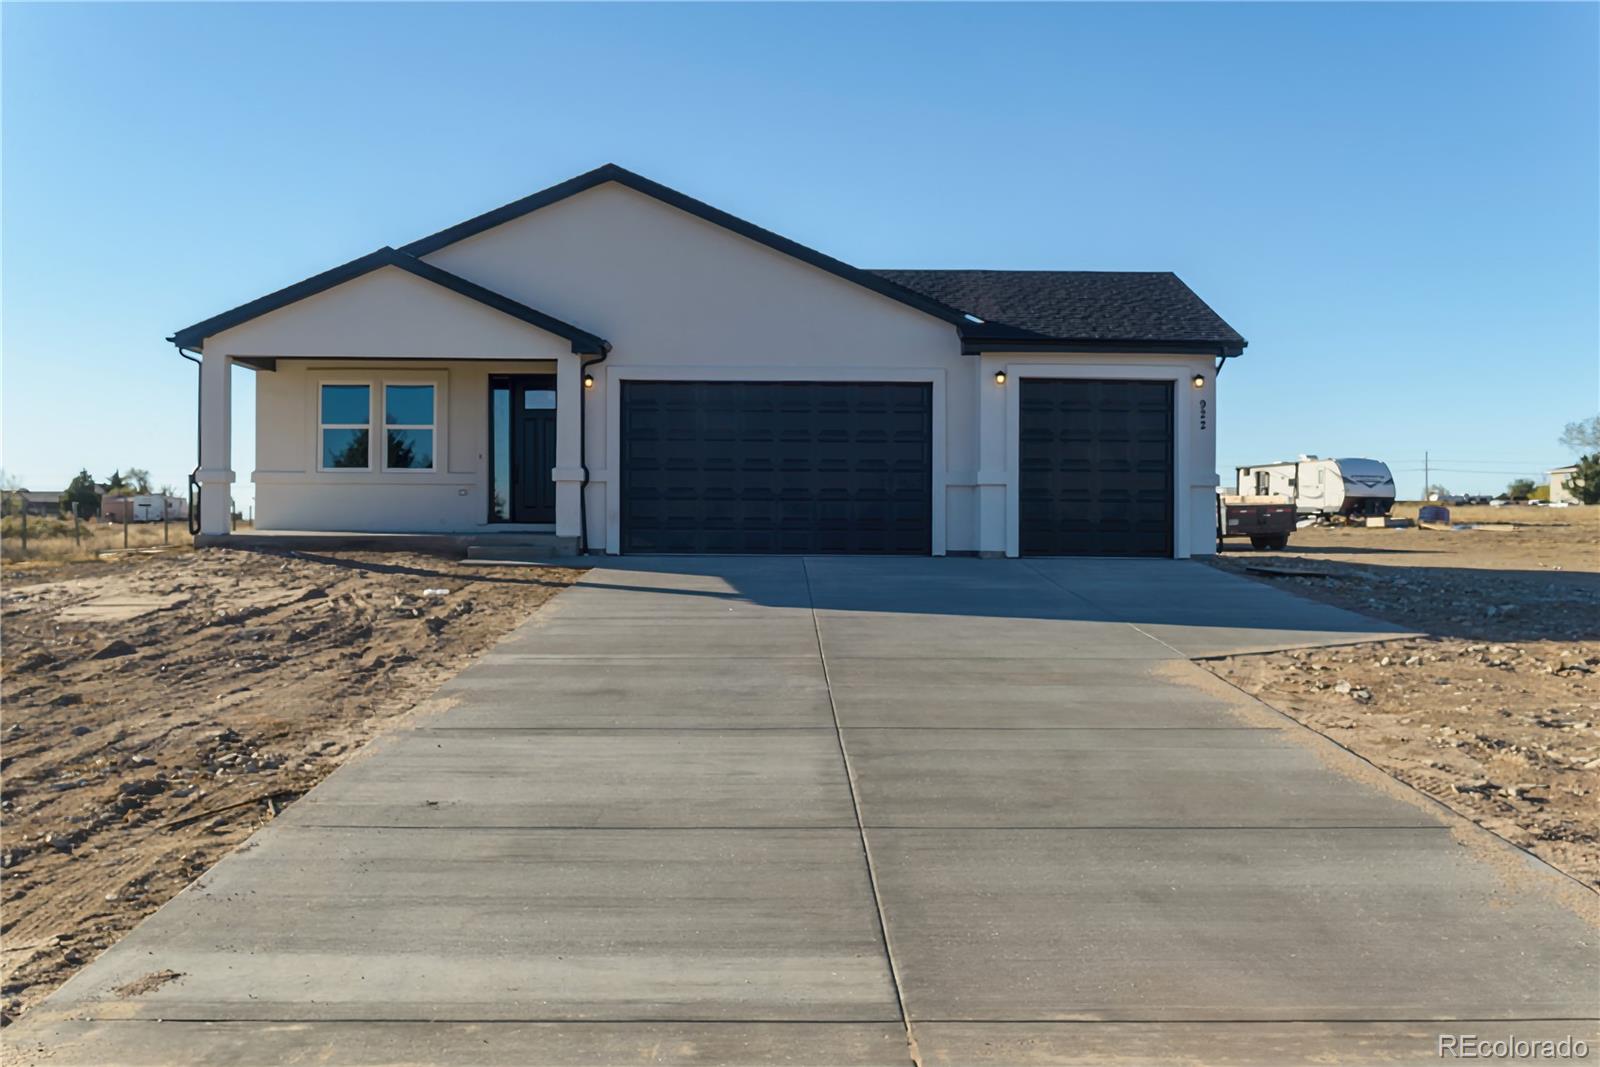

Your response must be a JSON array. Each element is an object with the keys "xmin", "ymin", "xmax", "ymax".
[{"xmin": 960, "ymin": 335, "xmax": 1246, "ymax": 358}]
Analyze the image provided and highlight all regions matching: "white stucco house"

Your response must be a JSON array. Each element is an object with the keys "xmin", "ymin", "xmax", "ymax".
[
  {"xmin": 171, "ymin": 164, "xmax": 1246, "ymax": 558},
  {"xmin": 1546, "ymin": 465, "xmax": 1580, "ymax": 505}
]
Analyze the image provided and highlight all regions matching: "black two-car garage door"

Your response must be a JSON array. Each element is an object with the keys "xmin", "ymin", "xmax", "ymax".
[
  {"xmin": 1019, "ymin": 379, "xmax": 1174, "ymax": 557},
  {"xmin": 620, "ymin": 381, "xmax": 932, "ymax": 554}
]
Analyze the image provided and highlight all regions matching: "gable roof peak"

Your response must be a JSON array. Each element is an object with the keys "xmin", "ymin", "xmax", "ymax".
[
  {"xmin": 169, "ymin": 246, "xmax": 608, "ymax": 353},
  {"xmin": 398, "ymin": 165, "xmax": 972, "ymax": 327}
]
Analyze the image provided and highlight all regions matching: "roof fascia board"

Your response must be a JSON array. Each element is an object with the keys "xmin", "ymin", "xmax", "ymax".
[
  {"xmin": 399, "ymin": 164, "xmax": 972, "ymax": 328},
  {"xmin": 960, "ymin": 336, "xmax": 1246, "ymax": 358}
]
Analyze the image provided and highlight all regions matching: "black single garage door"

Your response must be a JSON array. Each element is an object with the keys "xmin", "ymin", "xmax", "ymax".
[
  {"xmin": 621, "ymin": 381, "xmax": 932, "ymax": 555},
  {"xmin": 1019, "ymin": 378, "xmax": 1174, "ymax": 557}
]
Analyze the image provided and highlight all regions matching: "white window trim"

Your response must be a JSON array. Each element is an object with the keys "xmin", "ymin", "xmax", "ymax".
[
  {"xmin": 380, "ymin": 380, "xmax": 438, "ymax": 474},
  {"xmin": 317, "ymin": 380, "xmax": 373, "ymax": 473}
]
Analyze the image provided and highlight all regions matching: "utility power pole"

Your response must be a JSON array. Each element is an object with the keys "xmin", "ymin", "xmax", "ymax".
[{"xmin": 1424, "ymin": 451, "xmax": 1429, "ymax": 500}]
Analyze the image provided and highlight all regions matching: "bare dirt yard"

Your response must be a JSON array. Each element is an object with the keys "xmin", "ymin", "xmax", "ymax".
[
  {"xmin": 0, "ymin": 548, "xmax": 581, "ymax": 1026},
  {"xmin": 1205, "ymin": 504, "xmax": 1600, "ymax": 888}
]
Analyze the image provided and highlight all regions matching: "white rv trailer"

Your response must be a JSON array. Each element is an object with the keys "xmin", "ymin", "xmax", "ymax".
[
  {"xmin": 103, "ymin": 494, "xmax": 189, "ymax": 524},
  {"xmin": 1235, "ymin": 456, "xmax": 1395, "ymax": 520}
]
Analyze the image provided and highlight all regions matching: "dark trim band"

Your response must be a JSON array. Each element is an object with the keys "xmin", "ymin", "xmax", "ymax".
[{"xmin": 960, "ymin": 337, "xmax": 1245, "ymax": 358}]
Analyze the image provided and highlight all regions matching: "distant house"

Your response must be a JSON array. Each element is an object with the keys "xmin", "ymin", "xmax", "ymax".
[
  {"xmin": 4, "ymin": 490, "xmax": 64, "ymax": 517},
  {"xmin": 1547, "ymin": 465, "xmax": 1580, "ymax": 505}
]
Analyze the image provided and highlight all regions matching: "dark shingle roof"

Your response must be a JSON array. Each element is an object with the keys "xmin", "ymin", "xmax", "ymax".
[
  {"xmin": 169, "ymin": 163, "xmax": 1244, "ymax": 358},
  {"xmin": 871, "ymin": 269, "xmax": 1245, "ymax": 354}
]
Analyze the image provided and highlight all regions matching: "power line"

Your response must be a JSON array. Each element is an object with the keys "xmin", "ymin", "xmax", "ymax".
[{"xmin": 1393, "ymin": 465, "xmax": 1547, "ymax": 471}]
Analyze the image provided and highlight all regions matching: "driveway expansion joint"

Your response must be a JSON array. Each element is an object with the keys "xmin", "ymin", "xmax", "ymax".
[{"xmin": 802, "ymin": 557, "xmax": 923, "ymax": 1067}]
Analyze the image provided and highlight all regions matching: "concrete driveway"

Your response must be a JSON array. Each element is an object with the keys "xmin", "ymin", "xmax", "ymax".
[{"xmin": 13, "ymin": 558, "xmax": 1596, "ymax": 1066}]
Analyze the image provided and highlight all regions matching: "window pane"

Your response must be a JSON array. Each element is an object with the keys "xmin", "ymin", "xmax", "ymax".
[
  {"xmin": 491, "ymin": 387, "xmax": 511, "ymax": 520},
  {"xmin": 321, "ymin": 384, "xmax": 369, "ymax": 425},
  {"xmin": 385, "ymin": 384, "xmax": 434, "ymax": 426},
  {"xmin": 322, "ymin": 428, "xmax": 369, "ymax": 468},
  {"xmin": 387, "ymin": 428, "xmax": 434, "ymax": 470},
  {"xmin": 523, "ymin": 389, "xmax": 556, "ymax": 410}
]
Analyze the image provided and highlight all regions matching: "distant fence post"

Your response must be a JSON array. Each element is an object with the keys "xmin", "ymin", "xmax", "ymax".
[
  {"xmin": 163, "ymin": 495, "xmax": 169, "ymax": 545},
  {"xmin": 123, "ymin": 500, "xmax": 129, "ymax": 548},
  {"xmin": 19, "ymin": 506, "xmax": 27, "ymax": 554},
  {"xmin": 72, "ymin": 503, "xmax": 81, "ymax": 548}
]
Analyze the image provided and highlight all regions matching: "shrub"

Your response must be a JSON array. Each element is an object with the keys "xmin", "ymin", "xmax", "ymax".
[{"xmin": 1564, "ymin": 454, "xmax": 1600, "ymax": 505}]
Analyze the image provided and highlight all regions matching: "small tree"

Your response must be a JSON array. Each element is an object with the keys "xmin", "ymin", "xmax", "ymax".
[
  {"xmin": 1564, "ymin": 454, "xmax": 1600, "ymax": 505},
  {"xmin": 1530, "ymin": 484, "xmax": 1550, "ymax": 502},
  {"xmin": 1506, "ymin": 478, "xmax": 1536, "ymax": 500},
  {"xmin": 1559, "ymin": 415, "xmax": 1600, "ymax": 455},
  {"xmin": 122, "ymin": 468, "xmax": 153, "ymax": 494},
  {"xmin": 0, "ymin": 470, "xmax": 23, "ymax": 515},
  {"xmin": 105, "ymin": 470, "xmax": 127, "ymax": 496},
  {"xmin": 63, "ymin": 469, "xmax": 102, "ymax": 518}
]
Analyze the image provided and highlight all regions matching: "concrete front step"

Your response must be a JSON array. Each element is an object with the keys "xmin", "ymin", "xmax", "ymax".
[{"xmin": 466, "ymin": 538, "xmax": 580, "ymax": 560}]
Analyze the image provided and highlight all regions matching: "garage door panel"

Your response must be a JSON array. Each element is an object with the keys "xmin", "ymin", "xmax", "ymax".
[
  {"xmin": 621, "ymin": 381, "xmax": 932, "ymax": 555},
  {"xmin": 1020, "ymin": 379, "xmax": 1174, "ymax": 558}
]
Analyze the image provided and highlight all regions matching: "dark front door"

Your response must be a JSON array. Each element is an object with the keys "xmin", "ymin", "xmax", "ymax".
[
  {"xmin": 619, "ymin": 380, "xmax": 933, "ymax": 555},
  {"xmin": 490, "ymin": 375, "xmax": 557, "ymax": 524},
  {"xmin": 1018, "ymin": 378, "xmax": 1174, "ymax": 557}
]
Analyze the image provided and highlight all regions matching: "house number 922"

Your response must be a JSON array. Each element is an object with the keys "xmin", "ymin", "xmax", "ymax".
[{"xmin": 1200, "ymin": 398, "xmax": 1208, "ymax": 430}]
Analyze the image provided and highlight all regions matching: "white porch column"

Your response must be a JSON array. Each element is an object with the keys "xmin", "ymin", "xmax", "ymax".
[
  {"xmin": 551, "ymin": 352, "xmax": 585, "ymax": 542},
  {"xmin": 197, "ymin": 351, "xmax": 234, "ymax": 536}
]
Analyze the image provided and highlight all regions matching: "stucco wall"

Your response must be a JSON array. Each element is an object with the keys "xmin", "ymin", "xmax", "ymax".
[
  {"xmin": 976, "ymin": 352, "xmax": 1219, "ymax": 558},
  {"xmin": 217, "ymin": 181, "xmax": 1224, "ymax": 554},
  {"xmin": 252, "ymin": 360, "xmax": 554, "ymax": 532},
  {"xmin": 421, "ymin": 183, "xmax": 977, "ymax": 552},
  {"xmin": 213, "ymin": 267, "xmax": 573, "ymax": 362},
  {"xmin": 1548, "ymin": 470, "xmax": 1579, "ymax": 505}
]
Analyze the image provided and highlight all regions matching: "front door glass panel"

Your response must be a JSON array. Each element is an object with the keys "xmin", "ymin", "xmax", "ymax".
[{"xmin": 489, "ymin": 375, "xmax": 557, "ymax": 524}]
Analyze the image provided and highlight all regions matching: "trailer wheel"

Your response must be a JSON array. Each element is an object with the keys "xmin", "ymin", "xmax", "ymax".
[{"xmin": 1250, "ymin": 535, "xmax": 1289, "ymax": 550}]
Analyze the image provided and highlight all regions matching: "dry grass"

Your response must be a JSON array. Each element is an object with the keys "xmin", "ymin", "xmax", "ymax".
[
  {"xmin": 2, "ymin": 519, "xmax": 191, "ymax": 564},
  {"xmin": 1387, "ymin": 501, "xmax": 1588, "ymax": 524}
]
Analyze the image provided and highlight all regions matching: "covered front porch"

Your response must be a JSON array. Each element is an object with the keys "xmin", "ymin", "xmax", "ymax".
[{"xmin": 180, "ymin": 249, "xmax": 609, "ymax": 550}]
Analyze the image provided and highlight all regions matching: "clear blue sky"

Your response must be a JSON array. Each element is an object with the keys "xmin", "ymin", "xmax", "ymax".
[{"xmin": 4, "ymin": 2, "xmax": 1596, "ymax": 507}]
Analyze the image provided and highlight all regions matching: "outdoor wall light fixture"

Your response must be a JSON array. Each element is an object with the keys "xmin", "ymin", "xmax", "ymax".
[
  {"xmin": 1192, "ymin": 374, "xmax": 1206, "ymax": 389},
  {"xmin": 583, "ymin": 373, "xmax": 595, "ymax": 389},
  {"xmin": 994, "ymin": 371, "xmax": 1007, "ymax": 385}
]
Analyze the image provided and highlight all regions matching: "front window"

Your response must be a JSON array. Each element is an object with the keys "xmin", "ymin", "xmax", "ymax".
[
  {"xmin": 320, "ymin": 384, "xmax": 370, "ymax": 469},
  {"xmin": 384, "ymin": 384, "xmax": 435, "ymax": 471}
]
